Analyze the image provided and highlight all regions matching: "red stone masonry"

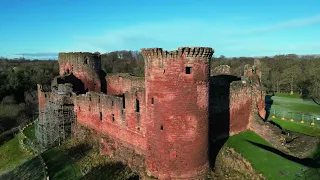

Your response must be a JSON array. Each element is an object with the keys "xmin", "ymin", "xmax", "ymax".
[
  {"xmin": 142, "ymin": 47, "xmax": 214, "ymax": 179},
  {"xmin": 38, "ymin": 47, "xmax": 267, "ymax": 180},
  {"xmin": 58, "ymin": 52, "xmax": 101, "ymax": 92}
]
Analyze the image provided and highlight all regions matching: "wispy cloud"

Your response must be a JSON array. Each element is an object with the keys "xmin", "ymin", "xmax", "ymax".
[
  {"xmin": 223, "ymin": 14, "xmax": 320, "ymax": 36},
  {"xmin": 13, "ymin": 52, "xmax": 58, "ymax": 59},
  {"xmin": 67, "ymin": 15, "xmax": 320, "ymax": 57}
]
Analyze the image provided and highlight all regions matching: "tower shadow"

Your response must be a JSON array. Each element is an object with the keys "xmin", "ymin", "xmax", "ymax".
[
  {"xmin": 265, "ymin": 94, "xmax": 274, "ymax": 120},
  {"xmin": 99, "ymin": 70, "xmax": 107, "ymax": 93},
  {"xmin": 56, "ymin": 73, "xmax": 86, "ymax": 94},
  {"xmin": 208, "ymin": 74, "xmax": 241, "ymax": 169}
]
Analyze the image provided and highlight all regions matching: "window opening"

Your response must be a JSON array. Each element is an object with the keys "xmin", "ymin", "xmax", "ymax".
[
  {"xmin": 186, "ymin": 66, "xmax": 191, "ymax": 74},
  {"xmin": 122, "ymin": 94, "xmax": 125, "ymax": 109},
  {"xmin": 112, "ymin": 114, "xmax": 115, "ymax": 122},
  {"xmin": 151, "ymin": 97, "xmax": 154, "ymax": 104},
  {"xmin": 136, "ymin": 99, "xmax": 140, "ymax": 113},
  {"xmin": 160, "ymin": 125, "xmax": 164, "ymax": 130},
  {"xmin": 100, "ymin": 112, "xmax": 102, "ymax": 121}
]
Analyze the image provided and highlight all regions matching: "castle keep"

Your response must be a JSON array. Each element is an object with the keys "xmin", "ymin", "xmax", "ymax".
[{"xmin": 37, "ymin": 47, "xmax": 266, "ymax": 179}]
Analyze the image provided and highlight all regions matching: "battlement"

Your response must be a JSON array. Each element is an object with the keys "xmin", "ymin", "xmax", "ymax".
[
  {"xmin": 58, "ymin": 52, "xmax": 100, "ymax": 61},
  {"xmin": 141, "ymin": 47, "xmax": 214, "ymax": 59}
]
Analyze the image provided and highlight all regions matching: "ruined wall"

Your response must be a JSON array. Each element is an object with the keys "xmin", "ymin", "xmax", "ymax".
[
  {"xmin": 58, "ymin": 52, "xmax": 102, "ymax": 92},
  {"xmin": 37, "ymin": 84, "xmax": 51, "ymax": 111},
  {"xmin": 74, "ymin": 87, "xmax": 147, "ymax": 156},
  {"xmin": 106, "ymin": 73, "xmax": 145, "ymax": 95},
  {"xmin": 142, "ymin": 47, "xmax": 213, "ymax": 179},
  {"xmin": 229, "ymin": 82, "xmax": 252, "ymax": 135},
  {"xmin": 210, "ymin": 62, "xmax": 265, "ymax": 137}
]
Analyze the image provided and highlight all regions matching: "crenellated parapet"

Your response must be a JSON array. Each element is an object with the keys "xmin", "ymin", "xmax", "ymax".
[{"xmin": 141, "ymin": 47, "xmax": 213, "ymax": 59}]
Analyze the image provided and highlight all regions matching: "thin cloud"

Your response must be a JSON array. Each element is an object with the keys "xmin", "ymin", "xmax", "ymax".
[
  {"xmin": 223, "ymin": 14, "xmax": 320, "ymax": 36},
  {"xmin": 15, "ymin": 52, "xmax": 58, "ymax": 57},
  {"xmin": 13, "ymin": 52, "xmax": 58, "ymax": 59}
]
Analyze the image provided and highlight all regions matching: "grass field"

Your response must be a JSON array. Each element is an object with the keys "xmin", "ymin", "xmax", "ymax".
[
  {"xmin": 0, "ymin": 157, "xmax": 45, "ymax": 180},
  {"xmin": 272, "ymin": 117, "xmax": 320, "ymax": 137},
  {"xmin": 0, "ymin": 133, "xmax": 34, "ymax": 173},
  {"xmin": 226, "ymin": 131, "xmax": 320, "ymax": 180},
  {"xmin": 41, "ymin": 147, "xmax": 83, "ymax": 180},
  {"xmin": 267, "ymin": 93, "xmax": 320, "ymax": 122}
]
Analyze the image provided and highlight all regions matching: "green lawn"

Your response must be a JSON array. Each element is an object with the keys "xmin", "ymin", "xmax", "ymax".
[
  {"xmin": 0, "ymin": 157, "xmax": 45, "ymax": 180},
  {"xmin": 271, "ymin": 117, "xmax": 320, "ymax": 137},
  {"xmin": 226, "ymin": 131, "xmax": 320, "ymax": 180},
  {"xmin": 41, "ymin": 147, "xmax": 82, "ymax": 180},
  {"xmin": 267, "ymin": 93, "xmax": 320, "ymax": 128},
  {"xmin": 268, "ymin": 93, "xmax": 320, "ymax": 119},
  {"xmin": 0, "ymin": 133, "xmax": 34, "ymax": 173},
  {"xmin": 23, "ymin": 123, "xmax": 36, "ymax": 141}
]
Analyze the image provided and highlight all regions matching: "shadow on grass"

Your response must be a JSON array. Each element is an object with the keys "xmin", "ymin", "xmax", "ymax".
[
  {"xmin": 0, "ymin": 157, "xmax": 44, "ymax": 180},
  {"xmin": 265, "ymin": 94, "xmax": 274, "ymax": 120},
  {"xmin": 0, "ymin": 129, "xmax": 17, "ymax": 146},
  {"xmin": 82, "ymin": 161, "xmax": 139, "ymax": 180},
  {"xmin": 41, "ymin": 148, "xmax": 82, "ymax": 180},
  {"xmin": 65, "ymin": 143, "xmax": 92, "ymax": 160},
  {"xmin": 247, "ymin": 141, "xmax": 320, "ymax": 168},
  {"xmin": 312, "ymin": 98, "xmax": 320, "ymax": 107}
]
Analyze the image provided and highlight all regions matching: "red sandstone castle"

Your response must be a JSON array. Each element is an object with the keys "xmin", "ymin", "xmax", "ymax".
[{"xmin": 37, "ymin": 47, "xmax": 266, "ymax": 179}]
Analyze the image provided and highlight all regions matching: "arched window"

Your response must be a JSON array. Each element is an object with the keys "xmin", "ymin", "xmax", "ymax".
[{"xmin": 84, "ymin": 56, "xmax": 88, "ymax": 64}]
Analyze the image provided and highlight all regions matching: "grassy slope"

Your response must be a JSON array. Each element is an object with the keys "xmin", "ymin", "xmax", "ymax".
[
  {"xmin": 226, "ymin": 131, "xmax": 319, "ymax": 180},
  {"xmin": 24, "ymin": 123, "xmax": 36, "ymax": 141},
  {"xmin": 41, "ymin": 148, "xmax": 83, "ymax": 180},
  {"xmin": 0, "ymin": 157, "xmax": 45, "ymax": 180},
  {"xmin": 0, "ymin": 133, "xmax": 33, "ymax": 173},
  {"xmin": 272, "ymin": 117, "xmax": 320, "ymax": 137}
]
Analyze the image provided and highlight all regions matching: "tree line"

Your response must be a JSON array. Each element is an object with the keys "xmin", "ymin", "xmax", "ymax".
[
  {"xmin": 211, "ymin": 54, "xmax": 320, "ymax": 99},
  {"xmin": 0, "ymin": 52, "xmax": 319, "ymax": 132}
]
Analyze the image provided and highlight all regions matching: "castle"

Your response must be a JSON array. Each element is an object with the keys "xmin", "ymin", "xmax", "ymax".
[{"xmin": 37, "ymin": 47, "xmax": 266, "ymax": 179}]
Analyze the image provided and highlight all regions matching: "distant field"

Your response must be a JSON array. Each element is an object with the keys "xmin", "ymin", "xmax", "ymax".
[
  {"xmin": 268, "ymin": 93, "xmax": 320, "ymax": 118},
  {"xmin": 267, "ymin": 93, "xmax": 320, "ymax": 127},
  {"xmin": 226, "ymin": 131, "xmax": 320, "ymax": 180}
]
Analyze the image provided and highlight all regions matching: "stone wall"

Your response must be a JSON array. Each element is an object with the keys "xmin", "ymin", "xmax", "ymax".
[
  {"xmin": 74, "ymin": 87, "xmax": 147, "ymax": 156},
  {"xmin": 142, "ymin": 47, "xmax": 213, "ymax": 179},
  {"xmin": 229, "ymin": 81, "xmax": 252, "ymax": 135},
  {"xmin": 58, "ymin": 52, "xmax": 102, "ymax": 92},
  {"xmin": 106, "ymin": 73, "xmax": 145, "ymax": 95}
]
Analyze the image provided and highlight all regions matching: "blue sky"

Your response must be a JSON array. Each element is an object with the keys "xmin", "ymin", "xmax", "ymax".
[{"xmin": 0, "ymin": 0, "xmax": 320, "ymax": 59}]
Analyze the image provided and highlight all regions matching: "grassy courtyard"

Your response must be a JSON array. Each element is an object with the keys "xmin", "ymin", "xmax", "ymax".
[{"xmin": 226, "ymin": 130, "xmax": 320, "ymax": 180}]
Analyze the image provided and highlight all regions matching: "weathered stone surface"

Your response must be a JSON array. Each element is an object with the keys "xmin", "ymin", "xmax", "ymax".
[
  {"xmin": 143, "ymin": 48, "xmax": 212, "ymax": 179},
  {"xmin": 37, "ymin": 46, "xmax": 266, "ymax": 180}
]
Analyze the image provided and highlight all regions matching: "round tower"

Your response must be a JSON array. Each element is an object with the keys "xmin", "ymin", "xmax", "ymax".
[
  {"xmin": 58, "ymin": 52, "xmax": 102, "ymax": 92},
  {"xmin": 142, "ymin": 47, "xmax": 214, "ymax": 179}
]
